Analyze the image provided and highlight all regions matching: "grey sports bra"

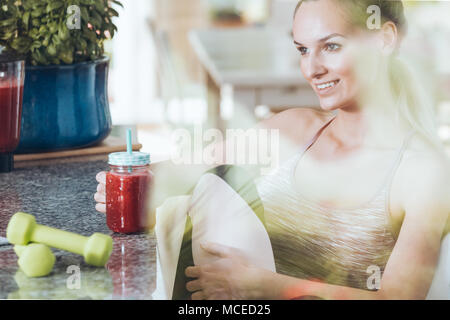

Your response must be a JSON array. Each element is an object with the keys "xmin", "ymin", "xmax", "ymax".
[{"xmin": 256, "ymin": 118, "xmax": 415, "ymax": 290}]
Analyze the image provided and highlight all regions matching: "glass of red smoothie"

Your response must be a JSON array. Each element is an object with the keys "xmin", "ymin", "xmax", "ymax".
[
  {"xmin": 0, "ymin": 49, "xmax": 25, "ymax": 173},
  {"xmin": 106, "ymin": 152, "xmax": 153, "ymax": 234}
]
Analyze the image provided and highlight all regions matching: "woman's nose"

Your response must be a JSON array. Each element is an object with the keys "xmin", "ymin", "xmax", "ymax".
[{"xmin": 302, "ymin": 54, "xmax": 327, "ymax": 80}]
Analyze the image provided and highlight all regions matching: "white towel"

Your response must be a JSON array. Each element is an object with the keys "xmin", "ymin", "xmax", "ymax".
[
  {"xmin": 189, "ymin": 173, "xmax": 275, "ymax": 270},
  {"xmin": 153, "ymin": 173, "xmax": 276, "ymax": 300},
  {"xmin": 154, "ymin": 195, "xmax": 191, "ymax": 300}
]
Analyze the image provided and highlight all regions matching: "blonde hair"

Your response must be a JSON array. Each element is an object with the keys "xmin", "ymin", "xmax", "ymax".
[{"xmin": 389, "ymin": 56, "xmax": 440, "ymax": 146}]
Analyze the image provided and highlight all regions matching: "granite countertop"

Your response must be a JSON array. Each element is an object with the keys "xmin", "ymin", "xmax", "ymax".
[{"xmin": 0, "ymin": 157, "xmax": 157, "ymax": 300}]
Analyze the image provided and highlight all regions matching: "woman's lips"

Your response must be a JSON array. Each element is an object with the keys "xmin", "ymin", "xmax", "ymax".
[{"xmin": 314, "ymin": 80, "xmax": 340, "ymax": 95}]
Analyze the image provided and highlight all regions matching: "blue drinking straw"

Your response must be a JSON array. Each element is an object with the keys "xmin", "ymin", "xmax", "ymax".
[{"xmin": 127, "ymin": 128, "xmax": 132, "ymax": 173}]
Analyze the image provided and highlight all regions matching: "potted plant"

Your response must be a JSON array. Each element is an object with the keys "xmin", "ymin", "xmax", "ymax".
[{"xmin": 0, "ymin": 0, "xmax": 122, "ymax": 153}]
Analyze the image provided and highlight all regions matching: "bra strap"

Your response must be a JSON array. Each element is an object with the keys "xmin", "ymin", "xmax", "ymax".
[
  {"xmin": 300, "ymin": 116, "xmax": 337, "ymax": 156},
  {"xmin": 385, "ymin": 130, "xmax": 416, "ymax": 188},
  {"xmin": 383, "ymin": 130, "xmax": 416, "ymax": 229}
]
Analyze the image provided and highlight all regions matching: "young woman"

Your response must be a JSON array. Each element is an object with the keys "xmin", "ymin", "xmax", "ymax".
[{"xmin": 95, "ymin": 0, "xmax": 449, "ymax": 299}]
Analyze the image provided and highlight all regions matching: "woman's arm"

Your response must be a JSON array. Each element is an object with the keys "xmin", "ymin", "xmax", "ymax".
[
  {"xmin": 257, "ymin": 270, "xmax": 380, "ymax": 300},
  {"xmin": 185, "ymin": 243, "xmax": 381, "ymax": 300}
]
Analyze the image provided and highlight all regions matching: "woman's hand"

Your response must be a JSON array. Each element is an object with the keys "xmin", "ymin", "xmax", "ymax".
[
  {"xmin": 94, "ymin": 171, "xmax": 107, "ymax": 214},
  {"xmin": 185, "ymin": 242, "xmax": 267, "ymax": 300}
]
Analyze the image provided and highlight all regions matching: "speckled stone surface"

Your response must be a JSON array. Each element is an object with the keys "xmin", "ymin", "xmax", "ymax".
[{"xmin": 0, "ymin": 158, "xmax": 157, "ymax": 300}]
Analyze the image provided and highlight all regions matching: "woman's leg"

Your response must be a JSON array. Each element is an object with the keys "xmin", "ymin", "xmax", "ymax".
[{"xmin": 172, "ymin": 165, "xmax": 275, "ymax": 300}]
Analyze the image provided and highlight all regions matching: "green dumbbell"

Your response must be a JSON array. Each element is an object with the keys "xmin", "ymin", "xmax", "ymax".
[
  {"xmin": 14, "ymin": 244, "xmax": 55, "ymax": 278},
  {"xmin": 7, "ymin": 212, "xmax": 113, "ymax": 267}
]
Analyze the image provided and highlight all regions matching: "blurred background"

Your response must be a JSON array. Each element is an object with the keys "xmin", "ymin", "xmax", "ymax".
[{"xmin": 104, "ymin": 0, "xmax": 450, "ymax": 161}]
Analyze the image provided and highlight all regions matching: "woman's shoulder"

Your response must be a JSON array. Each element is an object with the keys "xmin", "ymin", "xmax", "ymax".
[
  {"xmin": 402, "ymin": 134, "xmax": 449, "ymax": 173},
  {"xmin": 265, "ymin": 107, "xmax": 332, "ymax": 124},
  {"xmin": 258, "ymin": 107, "xmax": 333, "ymax": 145}
]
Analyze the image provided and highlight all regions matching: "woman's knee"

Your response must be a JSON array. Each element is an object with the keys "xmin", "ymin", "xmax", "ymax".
[{"xmin": 208, "ymin": 165, "xmax": 265, "ymax": 224}]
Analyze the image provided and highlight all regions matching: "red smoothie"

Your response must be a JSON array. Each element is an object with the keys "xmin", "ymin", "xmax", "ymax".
[
  {"xmin": 0, "ymin": 81, "xmax": 23, "ymax": 153},
  {"xmin": 106, "ymin": 166, "xmax": 153, "ymax": 234}
]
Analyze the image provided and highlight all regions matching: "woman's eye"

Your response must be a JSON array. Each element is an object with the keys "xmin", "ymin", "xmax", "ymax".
[
  {"xmin": 325, "ymin": 43, "xmax": 341, "ymax": 52},
  {"xmin": 297, "ymin": 47, "xmax": 308, "ymax": 56}
]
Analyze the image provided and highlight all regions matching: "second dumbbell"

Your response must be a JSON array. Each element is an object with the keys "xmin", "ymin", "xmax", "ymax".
[{"xmin": 7, "ymin": 212, "xmax": 113, "ymax": 267}]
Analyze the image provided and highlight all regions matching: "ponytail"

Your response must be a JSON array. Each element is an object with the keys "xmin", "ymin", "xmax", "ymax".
[{"xmin": 388, "ymin": 56, "xmax": 442, "ymax": 149}]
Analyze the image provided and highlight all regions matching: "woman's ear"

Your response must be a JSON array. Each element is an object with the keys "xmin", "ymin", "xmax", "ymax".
[{"xmin": 380, "ymin": 21, "xmax": 398, "ymax": 55}]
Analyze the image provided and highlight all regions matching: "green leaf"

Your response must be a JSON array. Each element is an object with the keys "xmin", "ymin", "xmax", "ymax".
[
  {"xmin": 39, "ymin": 25, "xmax": 48, "ymax": 34},
  {"xmin": 0, "ymin": 32, "xmax": 15, "ymax": 41},
  {"xmin": 109, "ymin": 8, "xmax": 119, "ymax": 17},
  {"xmin": 22, "ymin": 11, "xmax": 30, "ymax": 28},
  {"xmin": 31, "ymin": 40, "xmax": 41, "ymax": 50},
  {"xmin": 47, "ymin": 44, "xmax": 57, "ymax": 56},
  {"xmin": 46, "ymin": 2, "xmax": 64, "ymax": 13},
  {"xmin": 81, "ymin": 7, "xmax": 89, "ymax": 21},
  {"xmin": 59, "ymin": 50, "xmax": 73, "ymax": 64},
  {"xmin": 53, "ymin": 35, "xmax": 62, "ymax": 46},
  {"xmin": 0, "ymin": 18, "xmax": 16, "ymax": 27},
  {"xmin": 22, "ymin": 0, "xmax": 34, "ymax": 11},
  {"xmin": 58, "ymin": 24, "xmax": 69, "ymax": 41},
  {"xmin": 29, "ymin": 28, "xmax": 39, "ymax": 39},
  {"xmin": 31, "ymin": 8, "xmax": 43, "ymax": 18},
  {"xmin": 42, "ymin": 35, "xmax": 50, "ymax": 47},
  {"xmin": 91, "ymin": 10, "xmax": 103, "ymax": 27},
  {"xmin": 94, "ymin": 1, "xmax": 104, "ymax": 12},
  {"xmin": 78, "ymin": 38, "xmax": 87, "ymax": 50},
  {"xmin": 112, "ymin": 1, "xmax": 124, "ymax": 8},
  {"xmin": 11, "ymin": 37, "xmax": 32, "ymax": 52},
  {"xmin": 49, "ymin": 22, "xmax": 58, "ymax": 33}
]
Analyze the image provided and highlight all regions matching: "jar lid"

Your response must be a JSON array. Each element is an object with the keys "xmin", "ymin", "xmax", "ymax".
[{"xmin": 108, "ymin": 152, "xmax": 150, "ymax": 166}]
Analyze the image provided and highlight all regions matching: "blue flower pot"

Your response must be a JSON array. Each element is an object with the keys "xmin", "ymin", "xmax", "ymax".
[{"xmin": 16, "ymin": 57, "xmax": 112, "ymax": 154}]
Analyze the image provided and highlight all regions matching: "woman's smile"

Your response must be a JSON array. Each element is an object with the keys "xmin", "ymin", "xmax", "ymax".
[{"xmin": 314, "ymin": 79, "xmax": 341, "ymax": 95}]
